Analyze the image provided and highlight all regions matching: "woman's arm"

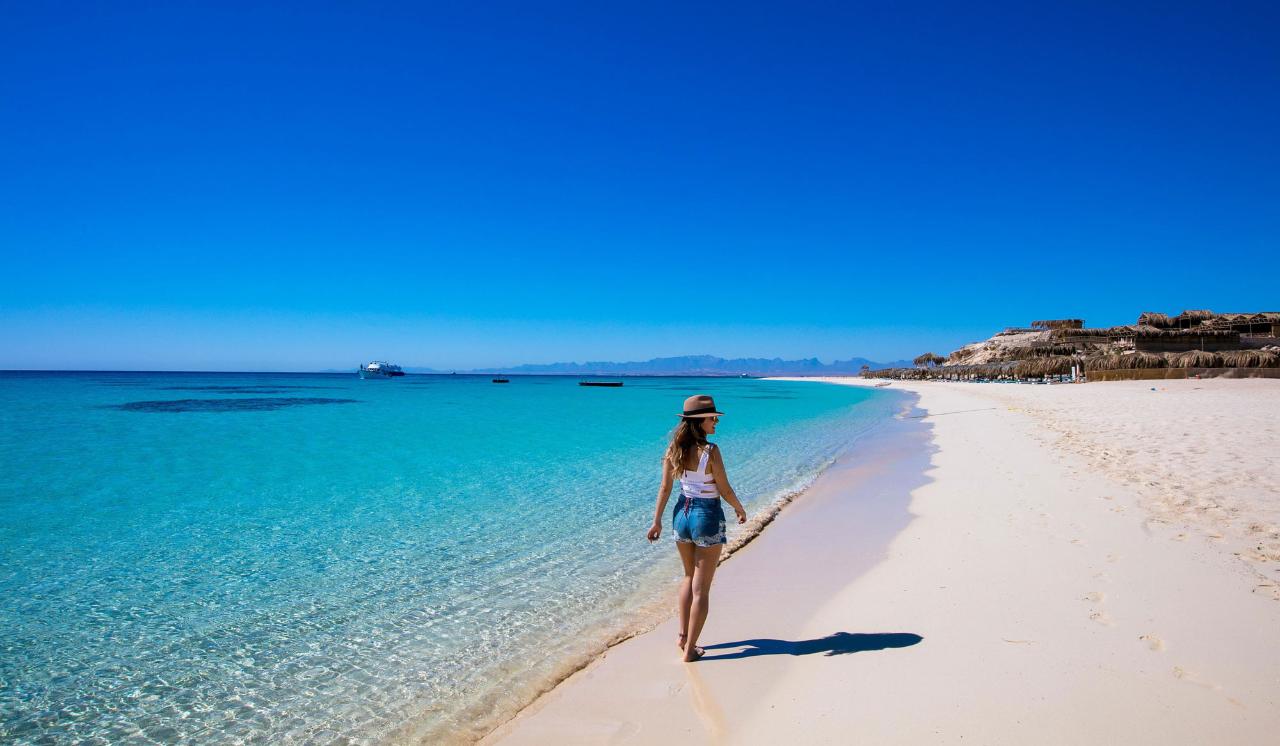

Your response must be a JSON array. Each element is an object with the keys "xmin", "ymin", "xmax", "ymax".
[
  {"xmin": 647, "ymin": 463, "xmax": 675, "ymax": 541},
  {"xmin": 709, "ymin": 445, "xmax": 748, "ymax": 524}
]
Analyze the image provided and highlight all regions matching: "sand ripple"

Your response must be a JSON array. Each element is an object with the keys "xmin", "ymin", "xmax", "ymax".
[{"xmin": 987, "ymin": 380, "xmax": 1280, "ymax": 598}]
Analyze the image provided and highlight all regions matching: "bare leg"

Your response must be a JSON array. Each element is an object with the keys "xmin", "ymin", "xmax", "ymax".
[
  {"xmin": 676, "ymin": 541, "xmax": 696, "ymax": 650},
  {"xmin": 684, "ymin": 544, "xmax": 722, "ymax": 662}
]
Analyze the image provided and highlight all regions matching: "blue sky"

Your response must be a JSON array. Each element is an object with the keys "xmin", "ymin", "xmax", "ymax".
[{"xmin": 2, "ymin": 1, "xmax": 1277, "ymax": 370}]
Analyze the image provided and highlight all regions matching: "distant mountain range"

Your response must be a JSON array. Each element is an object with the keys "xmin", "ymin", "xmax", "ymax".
[{"xmin": 395, "ymin": 354, "xmax": 911, "ymax": 377}]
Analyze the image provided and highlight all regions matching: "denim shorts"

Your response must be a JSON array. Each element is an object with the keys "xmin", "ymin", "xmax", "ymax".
[{"xmin": 673, "ymin": 497, "xmax": 726, "ymax": 547}]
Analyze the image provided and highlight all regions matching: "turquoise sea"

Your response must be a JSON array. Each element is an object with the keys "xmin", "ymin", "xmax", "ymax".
[{"xmin": 0, "ymin": 372, "xmax": 898, "ymax": 743}]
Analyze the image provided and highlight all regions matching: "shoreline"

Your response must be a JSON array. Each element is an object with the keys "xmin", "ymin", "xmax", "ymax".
[
  {"xmin": 406, "ymin": 398, "xmax": 914, "ymax": 744},
  {"xmin": 480, "ymin": 387, "xmax": 931, "ymax": 743},
  {"xmin": 482, "ymin": 376, "xmax": 1280, "ymax": 744}
]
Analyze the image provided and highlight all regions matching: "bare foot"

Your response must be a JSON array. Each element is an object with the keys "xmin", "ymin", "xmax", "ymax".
[
  {"xmin": 677, "ymin": 632, "xmax": 687, "ymax": 650},
  {"xmin": 683, "ymin": 646, "xmax": 705, "ymax": 663}
]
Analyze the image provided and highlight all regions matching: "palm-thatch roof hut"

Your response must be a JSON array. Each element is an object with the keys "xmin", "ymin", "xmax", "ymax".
[
  {"xmin": 877, "ymin": 307, "xmax": 1279, "ymax": 384},
  {"xmin": 1128, "ymin": 310, "xmax": 1278, "ymax": 335},
  {"xmin": 1168, "ymin": 309, "xmax": 1219, "ymax": 329},
  {"xmin": 1137, "ymin": 311, "xmax": 1175, "ymax": 328},
  {"xmin": 1129, "ymin": 326, "xmax": 1237, "ymax": 338},
  {"xmin": 1190, "ymin": 312, "xmax": 1280, "ymax": 336},
  {"xmin": 1030, "ymin": 319, "xmax": 1085, "ymax": 330},
  {"xmin": 1133, "ymin": 327, "xmax": 1240, "ymax": 352},
  {"xmin": 1050, "ymin": 325, "xmax": 1137, "ymax": 340}
]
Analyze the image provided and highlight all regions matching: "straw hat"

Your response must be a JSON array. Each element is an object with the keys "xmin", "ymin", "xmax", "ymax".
[{"xmin": 679, "ymin": 394, "xmax": 724, "ymax": 418}]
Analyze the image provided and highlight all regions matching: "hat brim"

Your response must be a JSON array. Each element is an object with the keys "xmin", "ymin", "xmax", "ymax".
[{"xmin": 678, "ymin": 410, "xmax": 724, "ymax": 418}]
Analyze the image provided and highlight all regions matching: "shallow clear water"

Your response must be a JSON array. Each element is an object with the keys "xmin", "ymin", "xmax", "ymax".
[{"xmin": 0, "ymin": 372, "xmax": 897, "ymax": 743}]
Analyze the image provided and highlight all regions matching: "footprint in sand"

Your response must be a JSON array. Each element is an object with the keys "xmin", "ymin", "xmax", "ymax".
[
  {"xmin": 1139, "ymin": 634, "xmax": 1165, "ymax": 652},
  {"xmin": 1253, "ymin": 580, "xmax": 1280, "ymax": 601},
  {"xmin": 1083, "ymin": 591, "xmax": 1105, "ymax": 603},
  {"xmin": 1172, "ymin": 666, "xmax": 1221, "ymax": 690},
  {"xmin": 1089, "ymin": 610, "xmax": 1113, "ymax": 626},
  {"xmin": 1107, "ymin": 553, "xmax": 1123, "ymax": 563}
]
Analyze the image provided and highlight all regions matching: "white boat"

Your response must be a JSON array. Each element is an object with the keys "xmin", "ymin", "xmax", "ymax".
[{"xmin": 358, "ymin": 361, "xmax": 405, "ymax": 379}]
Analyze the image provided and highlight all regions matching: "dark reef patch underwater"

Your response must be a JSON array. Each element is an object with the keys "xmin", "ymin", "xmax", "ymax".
[
  {"xmin": 110, "ymin": 397, "xmax": 360, "ymax": 412},
  {"xmin": 153, "ymin": 385, "xmax": 338, "ymax": 393}
]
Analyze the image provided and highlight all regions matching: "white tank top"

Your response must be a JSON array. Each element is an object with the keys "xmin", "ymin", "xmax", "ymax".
[{"xmin": 679, "ymin": 444, "xmax": 720, "ymax": 499}]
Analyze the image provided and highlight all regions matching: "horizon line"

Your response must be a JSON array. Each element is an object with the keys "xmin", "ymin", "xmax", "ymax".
[{"xmin": 0, "ymin": 369, "xmax": 879, "ymax": 377}]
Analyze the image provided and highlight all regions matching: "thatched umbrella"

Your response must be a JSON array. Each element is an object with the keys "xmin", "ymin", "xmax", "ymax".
[
  {"xmin": 1137, "ymin": 311, "xmax": 1174, "ymax": 328},
  {"xmin": 1015, "ymin": 355, "xmax": 1078, "ymax": 378},
  {"xmin": 1083, "ymin": 354, "xmax": 1117, "ymax": 372},
  {"xmin": 1219, "ymin": 349, "xmax": 1280, "ymax": 368},
  {"xmin": 1218, "ymin": 350, "xmax": 1250, "ymax": 367},
  {"xmin": 1123, "ymin": 352, "xmax": 1167, "ymax": 369},
  {"xmin": 967, "ymin": 362, "xmax": 1008, "ymax": 380},
  {"xmin": 1084, "ymin": 352, "xmax": 1166, "ymax": 371},
  {"xmin": 1044, "ymin": 355, "xmax": 1080, "ymax": 376},
  {"xmin": 1013, "ymin": 359, "xmax": 1038, "ymax": 378},
  {"xmin": 1167, "ymin": 350, "xmax": 1221, "ymax": 368}
]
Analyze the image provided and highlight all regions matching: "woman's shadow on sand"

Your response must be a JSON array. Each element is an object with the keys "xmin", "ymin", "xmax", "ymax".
[{"xmin": 700, "ymin": 632, "xmax": 922, "ymax": 661}]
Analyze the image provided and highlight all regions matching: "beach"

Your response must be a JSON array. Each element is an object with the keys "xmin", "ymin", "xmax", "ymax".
[{"xmin": 484, "ymin": 377, "xmax": 1280, "ymax": 744}]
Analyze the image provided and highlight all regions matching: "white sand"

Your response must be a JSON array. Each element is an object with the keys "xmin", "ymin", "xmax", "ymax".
[{"xmin": 482, "ymin": 378, "xmax": 1280, "ymax": 745}]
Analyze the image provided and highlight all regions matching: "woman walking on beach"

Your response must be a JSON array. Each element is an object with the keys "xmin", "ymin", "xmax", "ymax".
[{"xmin": 647, "ymin": 395, "xmax": 748, "ymax": 662}]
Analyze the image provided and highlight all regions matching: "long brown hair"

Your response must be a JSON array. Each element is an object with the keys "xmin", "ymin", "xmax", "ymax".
[{"xmin": 664, "ymin": 417, "xmax": 708, "ymax": 477}]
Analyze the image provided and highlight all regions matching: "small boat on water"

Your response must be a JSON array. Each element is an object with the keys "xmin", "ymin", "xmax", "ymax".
[
  {"xmin": 358, "ymin": 361, "xmax": 405, "ymax": 379},
  {"xmin": 579, "ymin": 381, "xmax": 623, "ymax": 387},
  {"xmin": 492, "ymin": 378, "xmax": 510, "ymax": 384}
]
